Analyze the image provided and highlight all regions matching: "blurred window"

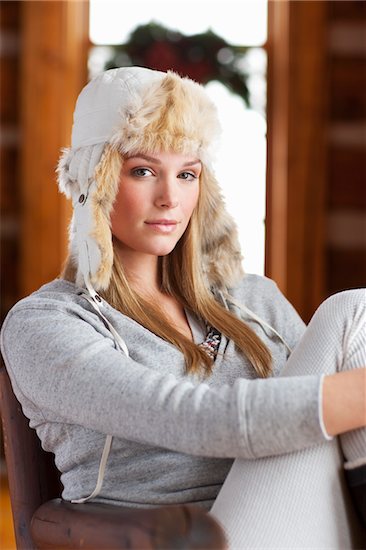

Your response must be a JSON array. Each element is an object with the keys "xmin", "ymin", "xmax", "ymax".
[{"xmin": 89, "ymin": 0, "xmax": 267, "ymax": 274}]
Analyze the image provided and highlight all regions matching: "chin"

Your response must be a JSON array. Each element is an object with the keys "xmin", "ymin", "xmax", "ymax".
[
  {"xmin": 145, "ymin": 234, "xmax": 183, "ymax": 256},
  {"xmin": 147, "ymin": 241, "xmax": 179, "ymax": 257},
  {"xmin": 152, "ymin": 246, "xmax": 177, "ymax": 257}
]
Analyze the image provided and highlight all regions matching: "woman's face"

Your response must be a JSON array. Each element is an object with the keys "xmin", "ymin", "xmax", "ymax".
[{"xmin": 110, "ymin": 151, "xmax": 201, "ymax": 259}]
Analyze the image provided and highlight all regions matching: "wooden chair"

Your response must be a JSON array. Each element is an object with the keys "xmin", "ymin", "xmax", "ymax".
[{"xmin": 0, "ymin": 364, "xmax": 226, "ymax": 549}]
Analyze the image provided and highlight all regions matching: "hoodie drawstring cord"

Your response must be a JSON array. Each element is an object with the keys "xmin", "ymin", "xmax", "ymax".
[{"xmin": 71, "ymin": 280, "xmax": 129, "ymax": 504}]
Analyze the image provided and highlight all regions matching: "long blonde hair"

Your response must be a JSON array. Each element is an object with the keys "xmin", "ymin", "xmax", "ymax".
[{"xmin": 61, "ymin": 151, "xmax": 272, "ymax": 378}]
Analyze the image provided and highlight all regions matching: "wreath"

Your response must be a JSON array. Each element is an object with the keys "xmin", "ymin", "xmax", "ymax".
[{"xmin": 104, "ymin": 22, "xmax": 250, "ymax": 105}]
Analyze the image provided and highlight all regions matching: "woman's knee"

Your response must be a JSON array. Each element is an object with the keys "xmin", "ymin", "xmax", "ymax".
[
  {"xmin": 311, "ymin": 289, "xmax": 365, "ymax": 369},
  {"xmin": 312, "ymin": 289, "xmax": 365, "ymax": 330}
]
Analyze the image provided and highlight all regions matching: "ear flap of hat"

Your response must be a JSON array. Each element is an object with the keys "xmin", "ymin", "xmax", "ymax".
[
  {"xmin": 198, "ymin": 166, "xmax": 244, "ymax": 290},
  {"xmin": 57, "ymin": 143, "xmax": 116, "ymax": 290},
  {"xmin": 57, "ymin": 145, "xmax": 105, "ymax": 198}
]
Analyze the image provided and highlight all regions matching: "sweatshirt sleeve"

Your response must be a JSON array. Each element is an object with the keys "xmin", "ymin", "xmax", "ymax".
[{"xmin": 0, "ymin": 304, "xmax": 327, "ymax": 460}]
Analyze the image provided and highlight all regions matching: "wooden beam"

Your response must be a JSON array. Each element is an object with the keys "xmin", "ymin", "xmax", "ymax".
[
  {"xmin": 266, "ymin": 0, "xmax": 328, "ymax": 321},
  {"xmin": 265, "ymin": 0, "xmax": 290, "ymax": 295},
  {"xmin": 20, "ymin": 1, "xmax": 89, "ymax": 296}
]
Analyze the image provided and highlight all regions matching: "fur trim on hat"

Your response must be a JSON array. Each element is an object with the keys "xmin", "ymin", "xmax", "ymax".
[
  {"xmin": 110, "ymin": 71, "xmax": 220, "ymax": 166},
  {"xmin": 198, "ymin": 166, "xmax": 244, "ymax": 290},
  {"xmin": 57, "ymin": 68, "xmax": 244, "ymax": 292}
]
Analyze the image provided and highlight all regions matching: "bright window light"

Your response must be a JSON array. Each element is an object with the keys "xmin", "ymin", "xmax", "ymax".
[
  {"xmin": 206, "ymin": 82, "xmax": 267, "ymax": 275},
  {"xmin": 89, "ymin": 0, "xmax": 267, "ymax": 275},
  {"xmin": 90, "ymin": 0, "xmax": 267, "ymax": 47}
]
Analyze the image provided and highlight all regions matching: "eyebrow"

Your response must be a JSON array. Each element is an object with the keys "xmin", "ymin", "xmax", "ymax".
[{"xmin": 127, "ymin": 154, "xmax": 201, "ymax": 167}]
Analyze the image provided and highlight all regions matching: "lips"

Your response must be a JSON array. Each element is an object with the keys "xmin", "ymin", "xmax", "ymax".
[
  {"xmin": 144, "ymin": 219, "xmax": 179, "ymax": 234},
  {"xmin": 146, "ymin": 219, "xmax": 178, "ymax": 225}
]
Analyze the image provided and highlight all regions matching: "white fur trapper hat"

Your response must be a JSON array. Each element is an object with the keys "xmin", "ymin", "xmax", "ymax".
[{"xmin": 57, "ymin": 66, "xmax": 243, "ymax": 295}]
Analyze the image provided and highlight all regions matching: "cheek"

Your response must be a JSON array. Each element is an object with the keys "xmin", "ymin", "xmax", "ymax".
[
  {"xmin": 183, "ymin": 186, "xmax": 200, "ymax": 219},
  {"xmin": 110, "ymin": 184, "xmax": 145, "ymax": 232}
]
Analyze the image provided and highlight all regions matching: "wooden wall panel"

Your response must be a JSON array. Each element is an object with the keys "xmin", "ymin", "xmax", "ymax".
[
  {"xmin": 20, "ymin": 1, "xmax": 89, "ymax": 297},
  {"xmin": 0, "ymin": 147, "xmax": 19, "ymax": 215},
  {"xmin": 329, "ymin": 1, "xmax": 366, "ymax": 20},
  {"xmin": 330, "ymin": 59, "xmax": 366, "ymax": 120},
  {"xmin": 327, "ymin": 249, "xmax": 366, "ymax": 295},
  {"xmin": 0, "ymin": 0, "xmax": 19, "ymax": 26},
  {"xmin": 0, "ymin": 57, "xmax": 19, "ymax": 123},
  {"xmin": 326, "ymin": 1, "xmax": 366, "ymax": 296},
  {"xmin": 328, "ymin": 147, "xmax": 366, "ymax": 209},
  {"xmin": 0, "ymin": 1, "xmax": 21, "ymax": 324}
]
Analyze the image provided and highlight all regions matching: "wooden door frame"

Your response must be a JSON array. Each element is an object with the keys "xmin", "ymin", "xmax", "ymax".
[
  {"xmin": 265, "ymin": 0, "xmax": 328, "ymax": 321},
  {"xmin": 20, "ymin": 0, "xmax": 90, "ymax": 297}
]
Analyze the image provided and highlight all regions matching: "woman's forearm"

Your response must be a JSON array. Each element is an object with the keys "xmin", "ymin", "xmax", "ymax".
[{"xmin": 323, "ymin": 368, "xmax": 366, "ymax": 436}]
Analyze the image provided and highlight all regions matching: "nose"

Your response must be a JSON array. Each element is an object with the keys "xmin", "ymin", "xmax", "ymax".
[{"xmin": 154, "ymin": 175, "xmax": 179, "ymax": 209}]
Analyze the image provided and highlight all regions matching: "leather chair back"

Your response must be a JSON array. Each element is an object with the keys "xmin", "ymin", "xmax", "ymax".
[{"xmin": 0, "ymin": 364, "xmax": 62, "ymax": 549}]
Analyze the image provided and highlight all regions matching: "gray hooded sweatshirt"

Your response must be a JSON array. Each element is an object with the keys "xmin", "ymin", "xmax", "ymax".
[{"xmin": 0, "ymin": 274, "xmax": 328, "ymax": 509}]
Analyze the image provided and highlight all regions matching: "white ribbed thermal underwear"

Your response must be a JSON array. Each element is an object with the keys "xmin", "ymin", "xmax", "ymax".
[{"xmin": 211, "ymin": 289, "xmax": 366, "ymax": 549}]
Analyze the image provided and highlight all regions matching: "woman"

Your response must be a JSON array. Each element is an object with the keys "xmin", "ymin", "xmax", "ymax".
[{"xmin": 1, "ymin": 67, "xmax": 365, "ymax": 548}]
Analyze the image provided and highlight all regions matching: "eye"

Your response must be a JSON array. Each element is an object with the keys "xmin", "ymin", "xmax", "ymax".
[
  {"xmin": 131, "ymin": 167, "xmax": 154, "ymax": 177},
  {"xmin": 178, "ymin": 171, "xmax": 198, "ymax": 182}
]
